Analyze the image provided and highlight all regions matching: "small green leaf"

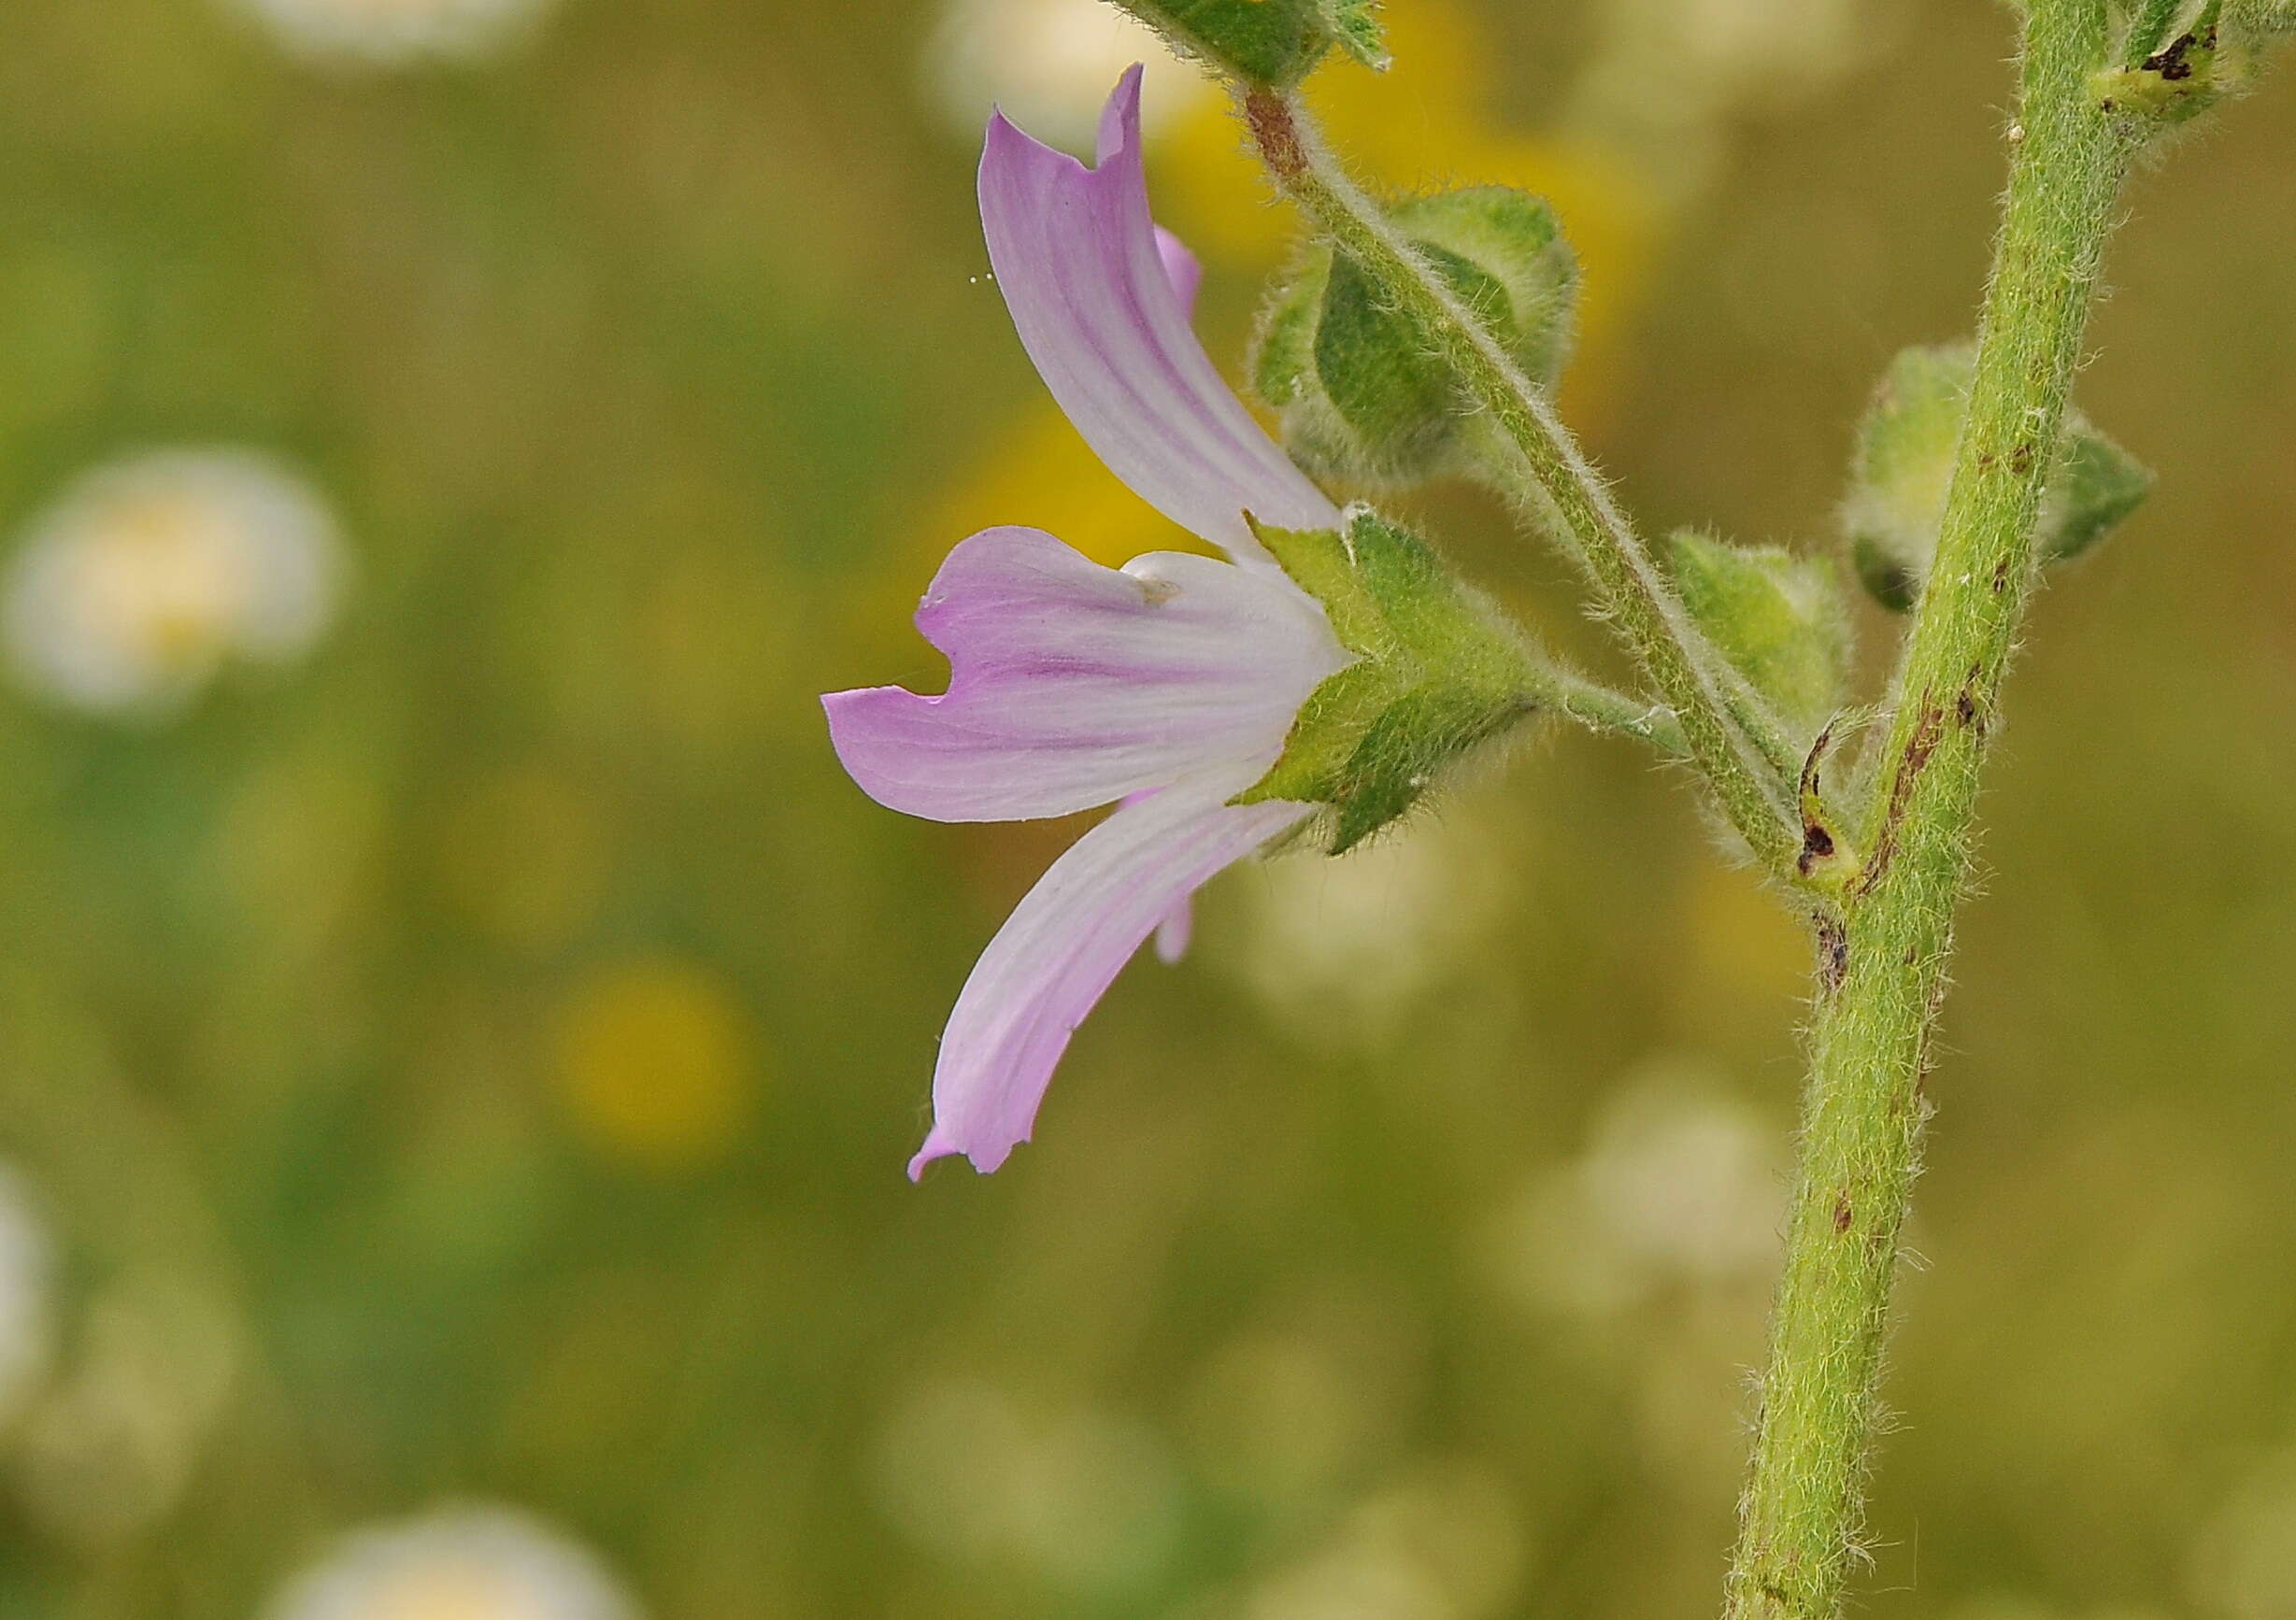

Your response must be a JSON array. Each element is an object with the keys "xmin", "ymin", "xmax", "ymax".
[
  {"xmin": 1241, "ymin": 509, "xmax": 1543, "ymax": 850},
  {"xmin": 1671, "ymin": 531, "xmax": 1851, "ymax": 737},
  {"xmin": 1841, "ymin": 342, "xmax": 2153, "ymax": 611},
  {"xmin": 1319, "ymin": 0, "xmax": 1389, "ymax": 65},
  {"xmin": 1389, "ymin": 188, "xmax": 1577, "ymax": 390},
  {"xmin": 1233, "ymin": 661, "xmax": 1402, "ymax": 806},
  {"xmin": 1103, "ymin": 0, "xmax": 1380, "ymax": 89},
  {"xmin": 1314, "ymin": 246, "xmax": 1494, "ymax": 472},
  {"xmin": 1249, "ymin": 186, "xmax": 1578, "ymax": 490},
  {"xmin": 1328, "ymin": 682, "xmax": 1521, "ymax": 851},
  {"xmin": 2042, "ymin": 424, "xmax": 2157, "ymax": 563}
]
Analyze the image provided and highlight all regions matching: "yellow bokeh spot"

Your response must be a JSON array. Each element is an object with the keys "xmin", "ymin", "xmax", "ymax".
[
  {"xmin": 1679, "ymin": 855, "xmax": 1808, "ymax": 1016},
  {"xmin": 1153, "ymin": 1, "xmax": 1657, "ymax": 391},
  {"xmin": 550, "ymin": 959, "xmax": 754, "ymax": 1172}
]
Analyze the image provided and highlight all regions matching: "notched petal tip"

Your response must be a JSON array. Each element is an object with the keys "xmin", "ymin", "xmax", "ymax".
[
  {"xmin": 1094, "ymin": 63, "xmax": 1147, "ymax": 167},
  {"xmin": 906, "ymin": 1131, "xmax": 1016, "ymax": 1183},
  {"xmin": 977, "ymin": 72, "xmax": 1341, "ymax": 563}
]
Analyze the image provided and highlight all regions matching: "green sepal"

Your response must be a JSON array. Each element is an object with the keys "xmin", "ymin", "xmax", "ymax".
[
  {"xmin": 1251, "ymin": 187, "xmax": 1577, "ymax": 489},
  {"xmin": 1103, "ymin": 0, "xmax": 1383, "ymax": 89},
  {"xmin": 1236, "ymin": 508, "xmax": 1539, "ymax": 852},
  {"xmin": 1319, "ymin": 0, "xmax": 1390, "ymax": 66},
  {"xmin": 2042, "ymin": 427, "xmax": 2158, "ymax": 562},
  {"xmin": 1670, "ymin": 531, "xmax": 1851, "ymax": 739},
  {"xmin": 1842, "ymin": 342, "xmax": 2154, "ymax": 612}
]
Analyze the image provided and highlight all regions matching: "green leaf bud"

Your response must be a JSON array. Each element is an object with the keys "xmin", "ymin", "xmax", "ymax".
[
  {"xmin": 1251, "ymin": 188, "xmax": 1578, "ymax": 489},
  {"xmin": 1102, "ymin": 0, "xmax": 1384, "ymax": 91},
  {"xmin": 1238, "ymin": 507, "xmax": 1547, "ymax": 852},
  {"xmin": 1670, "ymin": 531, "xmax": 1851, "ymax": 739},
  {"xmin": 1842, "ymin": 342, "xmax": 2154, "ymax": 612}
]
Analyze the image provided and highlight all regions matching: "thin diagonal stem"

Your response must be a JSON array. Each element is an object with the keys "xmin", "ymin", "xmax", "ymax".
[{"xmin": 1240, "ymin": 90, "xmax": 1806, "ymax": 878}]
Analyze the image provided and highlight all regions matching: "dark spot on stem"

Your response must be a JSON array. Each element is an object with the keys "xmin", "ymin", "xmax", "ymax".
[
  {"xmin": 1991, "ymin": 557, "xmax": 2010, "ymax": 595},
  {"xmin": 2142, "ymin": 32, "xmax": 2200, "ymax": 80},
  {"xmin": 1817, "ymin": 917, "xmax": 1848, "ymax": 995},
  {"xmin": 1856, "ymin": 700, "xmax": 1944, "ymax": 896},
  {"xmin": 1798, "ymin": 822, "xmax": 1836, "ymax": 877},
  {"xmin": 1833, "ymin": 1192, "xmax": 1853, "ymax": 1234},
  {"xmin": 2009, "ymin": 441, "xmax": 2036, "ymax": 476},
  {"xmin": 1955, "ymin": 661, "xmax": 1987, "ymax": 735}
]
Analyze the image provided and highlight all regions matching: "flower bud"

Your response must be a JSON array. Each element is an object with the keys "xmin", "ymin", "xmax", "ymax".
[
  {"xmin": 1237, "ymin": 505, "xmax": 1547, "ymax": 851},
  {"xmin": 1254, "ymin": 188, "xmax": 1579, "ymax": 488},
  {"xmin": 1842, "ymin": 342, "xmax": 2153, "ymax": 612},
  {"xmin": 1104, "ymin": 0, "xmax": 1384, "ymax": 91},
  {"xmin": 1670, "ymin": 531, "xmax": 1850, "ymax": 740}
]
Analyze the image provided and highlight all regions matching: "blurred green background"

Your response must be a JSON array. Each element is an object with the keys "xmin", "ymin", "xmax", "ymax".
[{"xmin": 2, "ymin": 0, "xmax": 2294, "ymax": 1616}]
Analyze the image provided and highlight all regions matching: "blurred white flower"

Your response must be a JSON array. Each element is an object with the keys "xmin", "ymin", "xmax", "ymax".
[
  {"xmin": 225, "ymin": 0, "xmax": 554, "ymax": 65},
  {"xmin": 1479, "ymin": 1061, "xmax": 1785, "ymax": 1319},
  {"xmin": 4, "ymin": 448, "xmax": 345, "ymax": 717},
  {"xmin": 871, "ymin": 1379, "xmax": 1184, "ymax": 1594},
  {"xmin": 1564, "ymin": 0, "xmax": 1904, "ymax": 206},
  {"xmin": 1231, "ymin": 814, "xmax": 1512, "ymax": 1051},
  {"xmin": 924, "ymin": 0, "xmax": 1212, "ymax": 150},
  {"xmin": 10, "ymin": 1271, "xmax": 239, "ymax": 1546},
  {"xmin": 263, "ymin": 1506, "xmax": 640, "ymax": 1620},
  {"xmin": 0, "ymin": 1167, "xmax": 53, "ymax": 1431}
]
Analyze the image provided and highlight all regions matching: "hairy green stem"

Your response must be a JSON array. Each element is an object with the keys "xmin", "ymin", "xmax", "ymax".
[
  {"xmin": 1723, "ymin": 4, "xmax": 2137, "ymax": 1614},
  {"xmin": 1524, "ymin": 663, "xmax": 1690, "ymax": 757},
  {"xmin": 1241, "ymin": 91, "xmax": 1805, "ymax": 875}
]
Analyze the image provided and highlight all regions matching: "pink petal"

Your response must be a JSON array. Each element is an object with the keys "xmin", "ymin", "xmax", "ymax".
[
  {"xmin": 979, "ymin": 67, "xmax": 1340, "ymax": 565},
  {"xmin": 908, "ymin": 768, "xmax": 1310, "ymax": 1178},
  {"xmin": 823, "ymin": 527, "xmax": 1348, "ymax": 823},
  {"xmin": 1152, "ymin": 896, "xmax": 1193, "ymax": 964},
  {"xmin": 1153, "ymin": 226, "xmax": 1201, "ymax": 321}
]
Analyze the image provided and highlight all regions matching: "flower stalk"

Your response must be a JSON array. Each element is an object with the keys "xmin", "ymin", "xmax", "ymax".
[{"xmin": 1240, "ymin": 89, "xmax": 1809, "ymax": 878}]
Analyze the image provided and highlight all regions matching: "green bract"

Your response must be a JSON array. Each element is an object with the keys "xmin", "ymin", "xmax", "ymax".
[
  {"xmin": 1103, "ymin": 0, "xmax": 1385, "ymax": 90},
  {"xmin": 1842, "ymin": 342, "xmax": 2154, "ymax": 611},
  {"xmin": 1254, "ymin": 188, "xmax": 1578, "ymax": 487},
  {"xmin": 1670, "ymin": 532, "xmax": 1851, "ymax": 741},
  {"xmin": 1237, "ymin": 507, "xmax": 1545, "ymax": 852}
]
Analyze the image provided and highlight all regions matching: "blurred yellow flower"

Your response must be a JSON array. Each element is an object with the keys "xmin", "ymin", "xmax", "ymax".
[
  {"xmin": 224, "ymin": 0, "xmax": 554, "ymax": 65},
  {"xmin": 549, "ymin": 959, "xmax": 754, "ymax": 1172},
  {"xmin": 260, "ymin": 1506, "xmax": 638, "ymax": 1620},
  {"xmin": 3, "ymin": 448, "xmax": 345, "ymax": 718},
  {"xmin": 1149, "ymin": 1, "xmax": 1654, "ymax": 385}
]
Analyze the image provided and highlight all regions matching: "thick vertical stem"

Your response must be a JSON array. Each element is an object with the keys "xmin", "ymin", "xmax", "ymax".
[{"xmin": 1722, "ymin": 5, "xmax": 2136, "ymax": 1616}]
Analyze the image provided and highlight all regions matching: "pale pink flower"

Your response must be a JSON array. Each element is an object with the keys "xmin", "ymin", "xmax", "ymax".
[{"xmin": 824, "ymin": 68, "xmax": 1349, "ymax": 1178}]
